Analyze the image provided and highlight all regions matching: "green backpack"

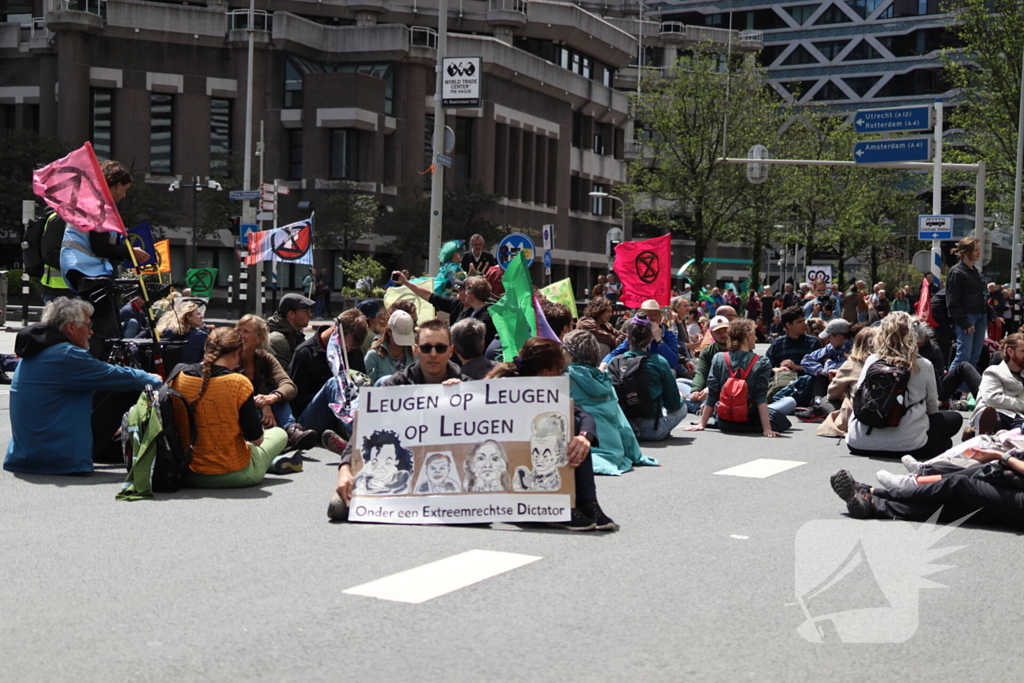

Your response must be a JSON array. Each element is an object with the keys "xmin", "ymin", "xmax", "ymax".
[{"xmin": 117, "ymin": 367, "xmax": 196, "ymax": 501}]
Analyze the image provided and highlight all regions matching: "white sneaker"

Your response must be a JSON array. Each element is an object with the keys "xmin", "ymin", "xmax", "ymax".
[
  {"xmin": 901, "ymin": 454, "xmax": 922, "ymax": 475},
  {"xmin": 876, "ymin": 469, "xmax": 916, "ymax": 489}
]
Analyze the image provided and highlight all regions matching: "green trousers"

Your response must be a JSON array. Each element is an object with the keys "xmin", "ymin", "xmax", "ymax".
[{"xmin": 184, "ymin": 427, "xmax": 289, "ymax": 489}]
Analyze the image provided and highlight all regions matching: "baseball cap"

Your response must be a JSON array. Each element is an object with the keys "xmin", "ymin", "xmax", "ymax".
[
  {"xmin": 819, "ymin": 318, "xmax": 851, "ymax": 340},
  {"xmin": 388, "ymin": 310, "xmax": 415, "ymax": 347},
  {"xmin": 639, "ymin": 299, "xmax": 662, "ymax": 312},
  {"xmin": 278, "ymin": 292, "xmax": 315, "ymax": 315},
  {"xmin": 709, "ymin": 315, "xmax": 731, "ymax": 331},
  {"xmin": 356, "ymin": 300, "xmax": 381, "ymax": 320}
]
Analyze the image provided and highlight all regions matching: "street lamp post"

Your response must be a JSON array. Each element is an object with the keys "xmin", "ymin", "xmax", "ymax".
[
  {"xmin": 169, "ymin": 177, "xmax": 223, "ymax": 269},
  {"xmin": 590, "ymin": 191, "xmax": 626, "ymax": 264}
]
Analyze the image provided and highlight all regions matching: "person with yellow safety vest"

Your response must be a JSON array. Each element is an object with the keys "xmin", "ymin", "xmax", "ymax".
[
  {"xmin": 37, "ymin": 211, "xmax": 71, "ymax": 302},
  {"xmin": 59, "ymin": 160, "xmax": 149, "ymax": 359}
]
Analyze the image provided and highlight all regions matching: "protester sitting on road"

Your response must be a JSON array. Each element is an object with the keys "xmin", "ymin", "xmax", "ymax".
[
  {"xmin": 913, "ymin": 317, "xmax": 980, "ymax": 411},
  {"xmin": 967, "ymin": 333, "xmax": 1024, "ymax": 434},
  {"xmin": 563, "ymin": 329, "xmax": 657, "ymax": 476},
  {"xmin": 601, "ymin": 300, "xmax": 679, "ymax": 370},
  {"xmin": 816, "ymin": 326, "xmax": 877, "ymax": 438},
  {"xmin": 157, "ymin": 300, "xmax": 209, "ymax": 364},
  {"xmin": 328, "ymin": 319, "xmax": 469, "ymax": 521},
  {"xmin": 234, "ymin": 314, "xmax": 316, "ymax": 452},
  {"xmin": 576, "ymin": 297, "xmax": 625, "ymax": 354},
  {"xmin": 3, "ymin": 299, "xmax": 158, "ymax": 475},
  {"xmin": 119, "ymin": 294, "xmax": 149, "ymax": 339},
  {"xmin": 669, "ymin": 296, "xmax": 697, "ymax": 378},
  {"xmin": 365, "ymin": 310, "xmax": 416, "ymax": 385},
  {"xmin": 267, "ymin": 293, "xmax": 315, "ymax": 370},
  {"xmin": 695, "ymin": 305, "xmax": 737, "ymax": 353},
  {"xmin": 766, "ymin": 306, "xmax": 821, "ymax": 374},
  {"xmin": 685, "ymin": 319, "xmax": 792, "ymax": 437},
  {"xmin": 290, "ymin": 308, "xmax": 368, "ymax": 418},
  {"xmin": 611, "ymin": 313, "xmax": 686, "ymax": 441},
  {"xmin": 169, "ymin": 327, "xmax": 300, "ymax": 487},
  {"xmin": 357, "ymin": 300, "xmax": 383, "ymax": 354},
  {"xmin": 829, "ymin": 462, "xmax": 1024, "ymax": 530},
  {"xmin": 686, "ymin": 315, "xmax": 731, "ymax": 413},
  {"xmin": 846, "ymin": 311, "xmax": 962, "ymax": 459},
  {"xmin": 542, "ymin": 302, "xmax": 573, "ymax": 339},
  {"xmin": 451, "ymin": 318, "xmax": 496, "ymax": 380},
  {"xmin": 394, "ymin": 271, "xmax": 497, "ymax": 348},
  {"xmin": 798, "ymin": 318, "xmax": 853, "ymax": 412},
  {"xmin": 487, "ymin": 337, "xmax": 616, "ymax": 532}
]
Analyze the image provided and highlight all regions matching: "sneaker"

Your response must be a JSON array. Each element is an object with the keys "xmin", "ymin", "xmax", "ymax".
[
  {"xmin": 582, "ymin": 501, "xmax": 618, "ymax": 532},
  {"xmin": 901, "ymin": 454, "xmax": 923, "ymax": 475},
  {"xmin": 795, "ymin": 405, "xmax": 827, "ymax": 423},
  {"xmin": 268, "ymin": 452, "xmax": 303, "ymax": 475},
  {"xmin": 875, "ymin": 469, "xmax": 916, "ymax": 489},
  {"xmin": 952, "ymin": 399, "xmax": 972, "ymax": 412},
  {"xmin": 285, "ymin": 423, "xmax": 318, "ymax": 452},
  {"xmin": 962, "ymin": 425, "xmax": 976, "ymax": 442},
  {"xmin": 322, "ymin": 429, "xmax": 348, "ymax": 456},
  {"xmin": 327, "ymin": 493, "xmax": 349, "ymax": 522},
  {"xmin": 830, "ymin": 470, "xmax": 876, "ymax": 519},
  {"xmin": 548, "ymin": 508, "xmax": 597, "ymax": 532},
  {"xmin": 978, "ymin": 406, "xmax": 999, "ymax": 436}
]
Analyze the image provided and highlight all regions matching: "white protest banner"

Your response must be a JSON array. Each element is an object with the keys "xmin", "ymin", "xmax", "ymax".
[
  {"xmin": 349, "ymin": 376, "xmax": 574, "ymax": 525},
  {"xmin": 805, "ymin": 265, "xmax": 833, "ymax": 284}
]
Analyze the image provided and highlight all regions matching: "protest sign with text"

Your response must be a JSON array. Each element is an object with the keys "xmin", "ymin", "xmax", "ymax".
[{"xmin": 349, "ymin": 376, "xmax": 574, "ymax": 525}]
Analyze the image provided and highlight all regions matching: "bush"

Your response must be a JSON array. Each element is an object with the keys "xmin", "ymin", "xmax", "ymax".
[{"xmin": 6, "ymin": 268, "xmax": 36, "ymax": 297}]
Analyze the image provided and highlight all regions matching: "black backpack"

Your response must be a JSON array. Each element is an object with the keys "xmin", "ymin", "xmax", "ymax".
[
  {"xmin": 609, "ymin": 354, "xmax": 653, "ymax": 420},
  {"xmin": 21, "ymin": 213, "xmax": 52, "ymax": 278},
  {"xmin": 852, "ymin": 360, "xmax": 913, "ymax": 431},
  {"xmin": 118, "ymin": 366, "xmax": 197, "ymax": 499}
]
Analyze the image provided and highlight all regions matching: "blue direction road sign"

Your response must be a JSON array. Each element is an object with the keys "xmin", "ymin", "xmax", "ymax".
[
  {"xmin": 229, "ymin": 190, "xmax": 261, "ymax": 201},
  {"xmin": 854, "ymin": 105, "xmax": 932, "ymax": 134},
  {"xmin": 497, "ymin": 232, "xmax": 535, "ymax": 269},
  {"xmin": 854, "ymin": 138, "xmax": 931, "ymax": 164},
  {"xmin": 240, "ymin": 223, "xmax": 257, "ymax": 246},
  {"xmin": 918, "ymin": 215, "xmax": 953, "ymax": 240}
]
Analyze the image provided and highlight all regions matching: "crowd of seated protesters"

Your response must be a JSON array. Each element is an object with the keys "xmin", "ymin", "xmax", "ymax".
[{"xmin": 156, "ymin": 300, "xmax": 209, "ymax": 364}]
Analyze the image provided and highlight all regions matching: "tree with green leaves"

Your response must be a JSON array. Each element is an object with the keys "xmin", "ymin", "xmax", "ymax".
[
  {"xmin": 625, "ymin": 46, "xmax": 790, "ymax": 288},
  {"xmin": 314, "ymin": 183, "xmax": 379, "ymax": 260},
  {"xmin": 0, "ymin": 130, "xmax": 71, "ymax": 239}
]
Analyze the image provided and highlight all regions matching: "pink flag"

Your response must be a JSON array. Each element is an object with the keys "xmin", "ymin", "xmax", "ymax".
[
  {"xmin": 32, "ymin": 142, "xmax": 126, "ymax": 234},
  {"xmin": 613, "ymin": 234, "xmax": 672, "ymax": 307}
]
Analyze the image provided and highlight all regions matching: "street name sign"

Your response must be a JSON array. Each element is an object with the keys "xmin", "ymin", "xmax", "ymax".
[{"xmin": 229, "ymin": 190, "xmax": 261, "ymax": 201}]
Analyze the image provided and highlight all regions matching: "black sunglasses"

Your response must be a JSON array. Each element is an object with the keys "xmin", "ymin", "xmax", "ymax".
[{"xmin": 418, "ymin": 343, "xmax": 450, "ymax": 354}]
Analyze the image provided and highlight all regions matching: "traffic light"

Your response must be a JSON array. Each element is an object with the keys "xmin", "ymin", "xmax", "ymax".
[{"xmin": 229, "ymin": 216, "xmax": 240, "ymax": 235}]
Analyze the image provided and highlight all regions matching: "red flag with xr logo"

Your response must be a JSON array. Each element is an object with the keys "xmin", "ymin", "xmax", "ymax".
[
  {"xmin": 32, "ymin": 142, "xmax": 126, "ymax": 234},
  {"xmin": 613, "ymin": 234, "xmax": 672, "ymax": 307}
]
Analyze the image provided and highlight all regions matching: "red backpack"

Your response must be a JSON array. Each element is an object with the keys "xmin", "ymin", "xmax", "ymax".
[{"xmin": 716, "ymin": 353, "xmax": 760, "ymax": 423}]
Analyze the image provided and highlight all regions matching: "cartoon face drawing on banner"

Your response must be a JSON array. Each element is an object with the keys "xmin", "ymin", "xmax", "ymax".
[
  {"xmin": 355, "ymin": 430, "xmax": 414, "ymax": 495},
  {"xmin": 413, "ymin": 452, "xmax": 462, "ymax": 494},
  {"xmin": 636, "ymin": 250, "xmax": 660, "ymax": 284},
  {"xmin": 271, "ymin": 223, "xmax": 311, "ymax": 261},
  {"xmin": 513, "ymin": 412, "xmax": 568, "ymax": 492},
  {"xmin": 463, "ymin": 439, "xmax": 511, "ymax": 492}
]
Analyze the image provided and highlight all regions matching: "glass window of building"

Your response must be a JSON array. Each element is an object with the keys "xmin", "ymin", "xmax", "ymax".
[
  {"xmin": 150, "ymin": 94, "xmax": 173, "ymax": 175},
  {"xmin": 289, "ymin": 130, "xmax": 303, "ymax": 180},
  {"xmin": 330, "ymin": 129, "xmax": 358, "ymax": 180},
  {"xmin": 210, "ymin": 98, "xmax": 231, "ymax": 178},
  {"xmin": 90, "ymin": 88, "xmax": 113, "ymax": 161}
]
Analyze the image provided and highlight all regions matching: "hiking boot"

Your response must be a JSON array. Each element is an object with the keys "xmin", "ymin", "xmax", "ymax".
[
  {"xmin": 795, "ymin": 405, "xmax": 827, "ymax": 423},
  {"xmin": 285, "ymin": 423, "xmax": 317, "ymax": 452},
  {"xmin": 901, "ymin": 455, "xmax": 923, "ymax": 475},
  {"xmin": 875, "ymin": 469, "xmax": 916, "ymax": 490},
  {"xmin": 322, "ymin": 429, "xmax": 348, "ymax": 456},
  {"xmin": 327, "ymin": 493, "xmax": 349, "ymax": 522},
  {"xmin": 268, "ymin": 452, "xmax": 303, "ymax": 475},
  {"xmin": 978, "ymin": 406, "xmax": 999, "ymax": 436},
  {"xmin": 548, "ymin": 508, "xmax": 597, "ymax": 532},
  {"xmin": 830, "ymin": 469, "xmax": 876, "ymax": 519},
  {"xmin": 582, "ymin": 501, "xmax": 618, "ymax": 532}
]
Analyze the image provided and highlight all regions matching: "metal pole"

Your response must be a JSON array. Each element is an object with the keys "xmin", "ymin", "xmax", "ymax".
[
  {"xmin": 241, "ymin": 0, "xmax": 256, "ymax": 313},
  {"xmin": 427, "ymin": 0, "xmax": 448, "ymax": 277},
  {"xmin": 931, "ymin": 98, "xmax": 943, "ymax": 279},
  {"xmin": 1011, "ymin": 49, "xmax": 1024, "ymax": 323},
  {"xmin": 191, "ymin": 176, "xmax": 199, "ymax": 270},
  {"xmin": 976, "ymin": 159, "xmax": 986, "ymax": 262}
]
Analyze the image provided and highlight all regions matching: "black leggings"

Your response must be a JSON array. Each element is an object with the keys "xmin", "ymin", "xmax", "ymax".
[
  {"xmin": 940, "ymin": 362, "xmax": 981, "ymax": 401},
  {"xmin": 574, "ymin": 453, "xmax": 597, "ymax": 505},
  {"xmin": 872, "ymin": 467, "xmax": 1024, "ymax": 530},
  {"xmin": 848, "ymin": 411, "xmax": 963, "ymax": 460},
  {"xmin": 716, "ymin": 407, "xmax": 792, "ymax": 434}
]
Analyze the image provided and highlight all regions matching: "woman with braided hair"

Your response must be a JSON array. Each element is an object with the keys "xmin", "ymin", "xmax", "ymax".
[
  {"xmin": 486, "ymin": 338, "xmax": 617, "ymax": 532},
  {"xmin": 169, "ymin": 327, "xmax": 302, "ymax": 488}
]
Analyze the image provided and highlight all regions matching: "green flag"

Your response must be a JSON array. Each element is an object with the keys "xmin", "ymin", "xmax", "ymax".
[
  {"xmin": 186, "ymin": 268, "xmax": 218, "ymax": 298},
  {"xmin": 489, "ymin": 252, "xmax": 536, "ymax": 362},
  {"xmin": 540, "ymin": 278, "xmax": 578, "ymax": 319}
]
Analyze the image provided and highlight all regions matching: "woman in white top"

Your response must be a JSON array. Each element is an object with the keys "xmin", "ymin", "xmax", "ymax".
[{"xmin": 846, "ymin": 312, "xmax": 963, "ymax": 459}]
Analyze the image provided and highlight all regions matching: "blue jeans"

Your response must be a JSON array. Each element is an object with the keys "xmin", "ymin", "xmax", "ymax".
[
  {"xmin": 122, "ymin": 319, "xmax": 140, "ymax": 338},
  {"xmin": 951, "ymin": 312, "xmax": 986, "ymax": 374},
  {"xmin": 295, "ymin": 377, "xmax": 348, "ymax": 437},
  {"xmin": 272, "ymin": 401, "xmax": 297, "ymax": 430},
  {"xmin": 632, "ymin": 404, "xmax": 688, "ymax": 441}
]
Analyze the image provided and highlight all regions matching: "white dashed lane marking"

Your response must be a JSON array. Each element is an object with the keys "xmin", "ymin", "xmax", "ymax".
[
  {"xmin": 714, "ymin": 458, "xmax": 807, "ymax": 479},
  {"xmin": 343, "ymin": 549, "xmax": 542, "ymax": 604}
]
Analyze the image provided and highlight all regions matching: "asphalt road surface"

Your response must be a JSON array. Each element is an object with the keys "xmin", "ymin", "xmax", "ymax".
[{"xmin": 1, "ymin": 333, "xmax": 1021, "ymax": 682}]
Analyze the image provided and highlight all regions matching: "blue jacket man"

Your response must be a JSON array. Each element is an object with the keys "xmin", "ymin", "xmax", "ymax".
[
  {"xmin": 602, "ymin": 299, "xmax": 679, "ymax": 369},
  {"xmin": 4, "ymin": 299, "xmax": 156, "ymax": 475}
]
